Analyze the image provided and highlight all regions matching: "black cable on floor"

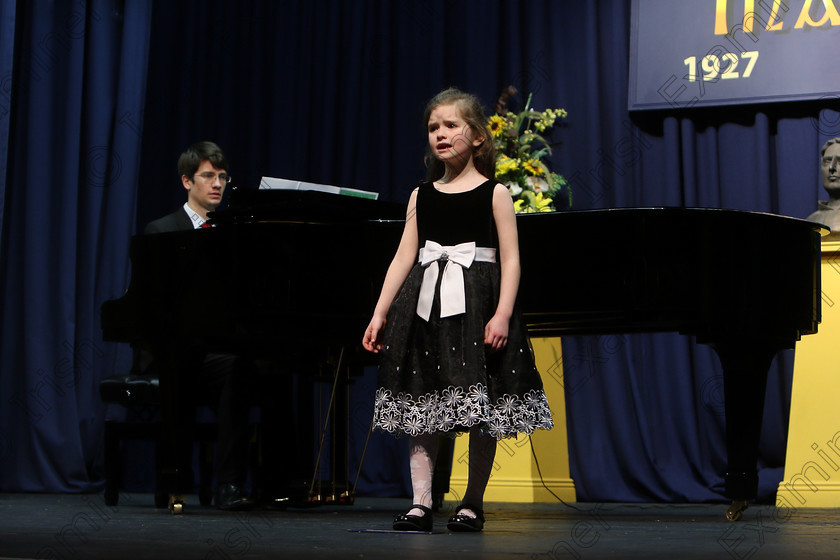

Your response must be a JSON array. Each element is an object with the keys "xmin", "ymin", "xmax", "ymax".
[{"xmin": 528, "ymin": 434, "xmax": 584, "ymax": 511}]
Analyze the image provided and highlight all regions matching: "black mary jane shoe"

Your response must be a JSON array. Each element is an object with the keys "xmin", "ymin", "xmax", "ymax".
[
  {"xmin": 215, "ymin": 483, "xmax": 255, "ymax": 511},
  {"xmin": 393, "ymin": 504, "xmax": 433, "ymax": 532},
  {"xmin": 447, "ymin": 503, "xmax": 485, "ymax": 532}
]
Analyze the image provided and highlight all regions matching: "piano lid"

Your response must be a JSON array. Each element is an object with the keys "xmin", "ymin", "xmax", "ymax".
[{"xmin": 515, "ymin": 206, "xmax": 824, "ymax": 341}]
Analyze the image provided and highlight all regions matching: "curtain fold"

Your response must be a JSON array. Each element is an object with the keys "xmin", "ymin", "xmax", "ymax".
[
  {"xmin": 0, "ymin": 0, "xmax": 151, "ymax": 492},
  {"xmin": 0, "ymin": 0, "xmax": 15, "ymax": 252}
]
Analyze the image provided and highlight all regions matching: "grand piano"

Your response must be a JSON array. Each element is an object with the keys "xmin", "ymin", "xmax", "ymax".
[{"xmin": 101, "ymin": 189, "xmax": 824, "ymax": 519}]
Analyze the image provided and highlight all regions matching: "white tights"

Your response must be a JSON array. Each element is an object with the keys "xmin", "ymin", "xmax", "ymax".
[{"xmin": 407, "ymin": 434, "xmax": 438, "ymax": 516}]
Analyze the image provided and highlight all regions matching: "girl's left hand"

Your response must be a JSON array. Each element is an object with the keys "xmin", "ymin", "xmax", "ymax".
[
  {"xmin": 484, "ymin": 314, "xmax": 509, "ymax": 352},
  {"xmin": 363, "ymin": 316, "xmax": 386, "ymax": 353}
]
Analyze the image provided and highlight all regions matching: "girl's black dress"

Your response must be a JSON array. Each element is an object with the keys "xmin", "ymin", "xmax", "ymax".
[{"xmin": 372, "ymin": 180, "xmax": 554, "ymax": 439}]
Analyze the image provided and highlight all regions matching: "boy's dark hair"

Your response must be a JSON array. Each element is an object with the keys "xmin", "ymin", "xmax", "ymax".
[{"xmin": 178, "ymin": 141, "xmax": 229, "ymax": 179}]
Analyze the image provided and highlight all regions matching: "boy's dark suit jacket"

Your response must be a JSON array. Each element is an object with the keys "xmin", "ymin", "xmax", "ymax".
[{"xmin": 145, "ymin": 207, "xmax": 193, "ymax": 234}]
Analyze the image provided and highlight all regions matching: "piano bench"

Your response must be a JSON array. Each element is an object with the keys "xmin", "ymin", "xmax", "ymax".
[
  {"xmin": 100, "ymin": 373, "xmax": 160, "ymax": 408},
  {"xmin": 100, "ymin": 373, "xmax": 217, "ymax": 508}
]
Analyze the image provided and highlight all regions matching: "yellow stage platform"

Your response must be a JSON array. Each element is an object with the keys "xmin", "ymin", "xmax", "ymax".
[{"xmin": 778, "ymin": 240, "xmax": 840, "ymax": 508}]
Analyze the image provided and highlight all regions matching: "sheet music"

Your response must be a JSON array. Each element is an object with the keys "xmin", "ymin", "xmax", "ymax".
[{"xmin": 259, "ymin": 176, "xmax": 378, "ymax": 200}]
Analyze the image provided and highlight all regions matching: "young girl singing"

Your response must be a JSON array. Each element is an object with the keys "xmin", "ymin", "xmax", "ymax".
[{"xmin": 362, "ymin": 87, "xmax": 553, "ymax": 533}]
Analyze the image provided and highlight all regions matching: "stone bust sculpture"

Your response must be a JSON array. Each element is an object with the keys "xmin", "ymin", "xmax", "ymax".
[{"xmin": 807, "ymin": 137, "xmax": 840, "ymax": 237}]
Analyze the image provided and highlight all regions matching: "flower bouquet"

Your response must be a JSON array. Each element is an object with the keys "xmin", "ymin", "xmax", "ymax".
[{"xmin": 488, "ymin": 87, "xmax": 570, "ymax": 213}]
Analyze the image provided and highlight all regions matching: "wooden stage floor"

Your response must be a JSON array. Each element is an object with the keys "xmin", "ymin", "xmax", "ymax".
[{"xmin": 1, "ymin": 493, "xmax": 838, "ymax": 559}]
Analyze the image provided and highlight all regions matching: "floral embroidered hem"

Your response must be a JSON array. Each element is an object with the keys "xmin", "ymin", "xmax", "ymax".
[{"xmin": 373, "ymin": 383, "xmax": 554, "ymax": 439}]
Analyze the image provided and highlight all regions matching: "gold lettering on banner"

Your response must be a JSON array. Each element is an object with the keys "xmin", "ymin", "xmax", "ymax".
[
  {"xmin": 717, "ymin": 0, "xmax": 779, "ymax": 33},
  {"xmin": 766, "ymin": 0, "xmax": 786, "ymax": 29},
  {"xmin": 794, "ymin": 0, "xmax": 840, "ymax": 28},
  {"xmin": 715, "ymin": 0, "xmax": 840, "ymax": 34},
  {"xmin": 717, "ymin": 0, "xmax": 765, "ymax": 33},
  {"xmin": 745, "ymin": 0, "xmax": 755, "ymax": 31},
  {"xmin": 716, "ymin": 0, "xmax": 731, "ymax": 34}
]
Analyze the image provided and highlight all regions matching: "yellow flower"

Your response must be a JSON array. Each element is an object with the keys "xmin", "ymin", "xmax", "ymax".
[
  {"xmin": 488, "ymin": 115, "xmax": 506, "ymax": 138},
  {"xmin": 523, "ymin": 159, "xmax": 543, "ymax": 176},
  {"xmin": 495, "ymin": 154, "xmax": 519, "ymax": 176},
  {"xmin": 490, "ymin": 90, "xmax": 569, "ymax": 213},
  {"xmin": 534, "ymin": 192, "xmax": 553, "ymax": 212}
]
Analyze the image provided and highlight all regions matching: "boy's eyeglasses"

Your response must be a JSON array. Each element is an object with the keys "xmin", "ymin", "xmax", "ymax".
[{"xmin": 194, "ymin": 172, "xmax": 231, "ymax": 184}]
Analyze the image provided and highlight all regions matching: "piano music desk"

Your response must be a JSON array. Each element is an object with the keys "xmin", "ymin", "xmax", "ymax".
[{"xmin": 779, "ymin": 239, "xmax": 840, "ymax": 507}]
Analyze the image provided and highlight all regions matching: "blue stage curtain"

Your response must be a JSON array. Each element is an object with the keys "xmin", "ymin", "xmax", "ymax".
[
  {"xmin": 2, "ymin": 0, "xmax": 838, "ymax": 502},
  {"xmin": 0, "ymin": 0, "xmax": 151, "ymax": 492},
  {"xmin": 0, "ymin": 0, "xmax": 14, "ymax": 244}
]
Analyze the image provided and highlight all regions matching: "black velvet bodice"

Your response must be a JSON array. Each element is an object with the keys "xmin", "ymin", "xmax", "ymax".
[{"xmin": 415, "ymin": 179, "xmax": 498, "ymax": 248}]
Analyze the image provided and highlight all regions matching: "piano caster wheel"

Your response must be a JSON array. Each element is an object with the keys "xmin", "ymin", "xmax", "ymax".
[
  {"xmin": 726, "ymin": 500, "xmax": 749, "ymax": 521},
  {"xmin": 339, "ymin": 491, "xmax": 354, "ymax": 505},
  {"xmin": 169, "ymin": 494, "xmax": 186, "ymax": 515}
]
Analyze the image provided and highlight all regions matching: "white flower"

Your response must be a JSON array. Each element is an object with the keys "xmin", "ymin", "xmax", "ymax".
[
  {"xmin": 379, "ymin": 411, "xmax": 400, "ymax": 432},
  {"xmin": 442, "ymin": 386, "xmax": 464, "ymax": 407},
  {"xmin": 404, "ymin": 414, "xmax": 424, "ymax": 436},
  {"xmin": 485, "ymin": 417, "xmax": 504, "ymax": 438},
  {"xmin": 374, "ymin": 388, "xmax": 392, "ymax": 407},
  {"xmin": 526, "ymin": 176, "xmax": 549, "ymax": 193},
  {"xmin": 461, "ymin": 406, "xmax": 481, "ymax": 425},
  {"xmin": 515, "ymin": 418, "xmax": 535, "ymax": 434},
  {"xmin": 507, "ymin": 182, "xmax": 522, "ymax": 197},
  {"xmin": 438, "ymin": 413, "xmax": 455, "ymax": 432},
  {"xmin": 498, "ymin": 394, "xmax": 520, "ymax": 415},
  {"xmin": 396, "ymin": 392, "xmax": 414, "ymax": 411},
  {"xmin": 417, "ymin": 393, "xmax": 435, "ymax": 413},
  {"xmin": 468, "ymin": 384, "xmax": 489, "ymax": 405}
]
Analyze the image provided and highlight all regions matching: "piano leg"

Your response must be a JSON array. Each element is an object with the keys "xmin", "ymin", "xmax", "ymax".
[
  {"xmin": 726, "ymin": 500, "xmax": 749, "ymax": 522},
  {"xmin": 712, "ymin": 339, "xmax": 778, "ymax": 521}
]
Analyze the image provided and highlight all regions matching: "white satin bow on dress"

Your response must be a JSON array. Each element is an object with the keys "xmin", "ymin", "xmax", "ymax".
[{"xmin": 416, "ymin": 240, "xmax": 497, "ymax": 321}]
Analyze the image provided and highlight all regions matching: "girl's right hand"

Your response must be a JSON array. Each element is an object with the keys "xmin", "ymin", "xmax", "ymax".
[{"xmin": 363, "ymin": 316, "xmax": 386, "ymax": 353}]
